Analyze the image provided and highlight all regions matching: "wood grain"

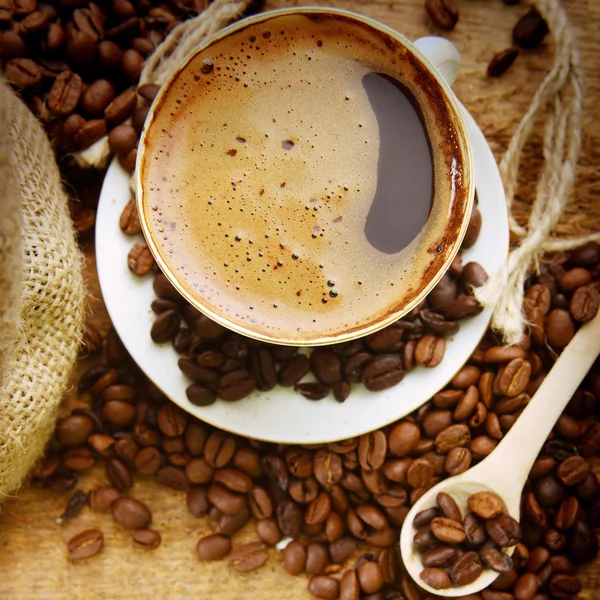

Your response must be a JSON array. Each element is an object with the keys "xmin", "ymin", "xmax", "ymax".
[{"xmin": 1, "ymin": 0, "xmax": 599, "ymax": 598}]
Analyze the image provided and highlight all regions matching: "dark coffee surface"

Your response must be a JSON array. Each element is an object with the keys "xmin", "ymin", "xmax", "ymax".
[{"xmin": 140, "ymin": 12, "xmax": 470, "ymax": 342}]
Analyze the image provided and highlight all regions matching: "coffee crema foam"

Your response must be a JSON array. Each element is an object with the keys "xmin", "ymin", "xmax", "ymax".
[{"xmin": 139, "ymin": 12, "xmax": 471, "ymax": 343}]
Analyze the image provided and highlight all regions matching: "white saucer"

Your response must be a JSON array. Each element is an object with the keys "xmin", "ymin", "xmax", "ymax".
[{"xmin": 96, "ymin": 106, "xmax": 508, "ymax": 444}]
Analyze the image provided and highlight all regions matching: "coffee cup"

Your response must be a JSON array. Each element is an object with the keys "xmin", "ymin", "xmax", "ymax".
[{"xmin": 136, "ymin": 7, "xmax": 474, "ymax": 346}]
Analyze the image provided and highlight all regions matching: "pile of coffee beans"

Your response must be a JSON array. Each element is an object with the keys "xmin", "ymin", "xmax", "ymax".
[
  {"xmin": 122, "ymin": 198, "xmax": 487, "ymax": 404},
  {"xmin": 0, "ymin": 0, "xmax": 228, "ymax": 162},
  {"xmin": 415, "ymin": 491, "xmax": 520, "ymax": 589},
  {"xmin": 31, "ymin": 241, "xmax": 600, "ymax": 599}
]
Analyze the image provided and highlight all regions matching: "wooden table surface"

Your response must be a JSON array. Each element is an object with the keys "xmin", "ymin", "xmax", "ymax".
[{"xmin": 1, "ymin": 0, "xmax": 599, "ymax": 598}]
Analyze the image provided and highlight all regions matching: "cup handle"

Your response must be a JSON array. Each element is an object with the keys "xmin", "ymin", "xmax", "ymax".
[{"xmin": 413, "ymin": 36, "xmax": 460, "ymax": 87}]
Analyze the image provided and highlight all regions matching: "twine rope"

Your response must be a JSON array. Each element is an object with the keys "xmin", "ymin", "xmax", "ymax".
[{"xmin": 474, "ymin": 0, "xmax": 597, "ymax": 343}]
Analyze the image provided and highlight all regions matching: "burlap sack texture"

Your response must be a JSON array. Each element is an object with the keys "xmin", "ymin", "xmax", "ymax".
[{"xmin": 0, "ymin": 81, "xmax": 86, "ymax": 502}]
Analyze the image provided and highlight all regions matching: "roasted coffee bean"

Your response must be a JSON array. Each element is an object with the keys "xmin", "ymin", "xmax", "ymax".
[
  {"xmin": 430, "ymin": 516, "xmax": 466, "ymax": 544},
  {"xmin": 73, "ymin": 118, "xmax": 107, "ymax": 150},
  {"xmin": 422, "ymin": 545, "xmax": 457, "ymax": 568},
  {"xmin": 566, "ymin": 520, "xmax": 599, "ymax": 564},
  {"xmin": 103, "ymin": 400, "xmax": 136, "ymax": 427},
  {"xmin": 570, "ymin": 285, "xmax": 599, "ymax": 323},
  {"xmin": 311, "ymin": 348, "xmax": 342, "ymax": 385},
  {"xmin": 155, "ymin": 465, "xmax": 189, "ymax": 489},
  {"xmin": 512, "ymin": 572, "xmax": 539, "ymax": 599},
  {"xmin": 534, "ymin": 476, "xmax": 566, "ymax": 508},
  {"xmin": 255, "ymin": 516, "xmax": 282, "ymax": 546},
  {"xmin": 313, "ymin": 449, "xmax": 343, "ymax": 486},
  {"xmin": 436, "ymin": 492, "xmax": 462, "ymax": 522},
  {"xmin": 57, "ymin": 414, "xmax": 94, "ymax": 446},
  {"xmin": 132, "ymin": 528, "xmax": 161, "ymax": 550},
  {"xmin": 88, "ymin": 485, "xmax": 120, "ymax": 512},
  {"xmin": 357, "ymin": 561, "xmax": 383, "ymax": 594},
  {"xmin": 109, "ymin": 124, "xmax": 138, "ymax": 156},
  {"xmin": 486, "ymin": 513, "xmax": 522, "ymax": 547},
  {"xmin": 480, "ymin": 548, "xmax": 513, "ymax": 573},
  {"xmin": 554, "ymin": 497, "xmax": 579, "ymax": 530},
  {"xmin": 207, "ymin": 482, "xmax": 246, "ymax": 515},
  {"xmin": 111, "ymin": 497, "xmax": 151, "ymax": 529},
  {"xmin": 47, "ymin": 70, "xmax": 82, "ymax": 116},
  {"xmin": 419, "ymin": 311, "xmax": 459, "ymax": 337},
  {"xmin": 305, "ymin": 541, "xmax": 330, "ymax": 575},
  {"xmin": 122, "ymin": 48, "xmax": 144, "ymax": 81},
  {"xmin": 435, "ymin": 424, "xmax": 471, "ymax": 454},
  {"xmin": 185, "ymin": 383, "xmax": 216, "ymax": 406},
  {"xmin": 358, "ymin": 431, "xmax": 387, "ymax": 471},
  {"xmin": 328, "ymin": 536, "xmax": 358, "ymax": 565},
  {"xmin": 445, "ymin": 446, "xmax": 472, "ymax": 475},
  {"xmin": 309, "ymin": 574, "xmax": 340, "ymax": 600},
  {"xmin": 497, "ymin": 359, "xmax": 531, "ymax": 397},
  {"xmin": 548, "ymin": 573, "xmax": 582, "ymax": 598},
  {"xmin": 449, "ymin": 551, "xmax": 483, "ymax": 586},
  {"xmin": 487, "ymin": 47, "xmax": 519, "ymax": 77},
  {"xmin": 217, "ymin": 369, "xmax": 257, "ymax": 401},
  {"xmin": 469, "ymin": 491, "xmax": 504, "ymax": 519},
  {"xmin": 58, "ymin": 489, "xmax": 88, "ymax": 522},
  {"xmin": 546, "ymin": 309, "xmax": 575, "ymax": 349},
  {"xmin": 105, "ymin": 88, "xmax": 137, "ymax": 125},
  {"xmin": 442, "ymin": 296, "xmax": 483, "ymax": 320},
  {"xmin": 186, "ymin": 486, "xmax": 209, "ymax": 516},
  {"xmin": 339, "ymin": 569, "xmax": 360, "ymax": 600},
  {"xmin": 388, "ymin": 421, "xmax": 421, "ymax": 456},
  {"xmin": 113, "ymin": 438, "xmax": 138, "ymax": 464},
  {"xmin": 289, "ymin": 477, "xmax": 320, "ymax": 505},
  {"xmin": 250, "ymin": 347, "xmax": 277, "ymax": 391},
  {"xmin": 513, "ymin": 7, "xmax": 549, "ymax": 49},
  {"xmin": 157, "ymin": 403, "xmax": 187, "ymax": 437},
  {"xmin": 557, "ymin": 456, "xmax": 589, "ymax": 486},
  {"xmin": 128, "ymin": 241, "xmax": 154, "ymax": 277},
  {"xmin": 414, "ymin": 335, "xmax": 446, "ymax": 368},
  {"xmin": 67, "ymin": 529, "xmax": 103, "ymax": 560},
  {"xmin": 133, "ymin": 447, "xmax": 162, "ymax": 475},
  {"xmin": 406, "ymin": 457, "xmax": 434, "ymax": 488},
  {"xmin": 277, "ymin": 500, "xmax": 303, "ymax": 538},
  {"xmin": 278, "ymin": 354, "xmax": 310, "ymax": 386},
  {"xmin": 196, "ymin": 534, "xmax": 231, "ymax": 560},
  {"xmin": 523, "ymin": 492, "xmax": 547, "ymax": 528},
  {"xmin": 362, "ymin": 356, "xmax": 404, "ymax": 391},
  {"xmin": 283, "ymin": 540, "xmax": 307, "ymax": 575},
  {"xmin": 420, "ymin": 567, "xmax": 451, "ymax": 590}
]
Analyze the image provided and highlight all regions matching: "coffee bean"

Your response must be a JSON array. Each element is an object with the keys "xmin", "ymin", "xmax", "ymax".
[
  {"xmin": 282, "ymin": 540, "xmax": 307, "ymax": 575},
  {"xmin": 422, "ymin": 545, "xmax": 457, "ymax": 568},
  {"xmin": 534, "ymin": 476, "xmax": 566, "ymax": 508},
  {"xmin": 47, "ymin": 70, "xmax": 82, "ymax": 116},
  {"xmin": 109, "ymin": 124, "xmax": 138, "ymax": 156},
  {"xmin": 277, "ymin": 499, "xmax": 303, "ymax": 538},
  {"xmin": 419, "ymin": 311, "xmax": 459, "ymax": 337},
  {"xmin": 546, "ymin": 309, "xmax": 575, "ymax": 349},
  {"xmin": 414, "ymin": 335, "xmax": 445, "ymax": 368},
  {"xmin": 513, "ymin": 7, "xmax": 549, "ymax": 49},
  {"xmin": 357, "ymin": 561, "xmax": 383, "ymax": 594},
  {"xmin": 557, "ymin": 456, "xmax": 589, "ymax": 486},
  {"xmin": 57, "ymin": 414, "xmax": 94, "ymax": 446},
  {"xmin": 21, "ymin": 10, "xmax": 51, "ymax": 34},
  {"xmin": 406, "ymin": 457, "xmax": 434, "ymax": 488},
  {"xmin": 486, "ymin": 513, "xmax": 522, "ymax": 547},
  {"xmin": 312, "ymin": 449, "xmax": 342, "ymax": 487},
  {"xmin": 513, "ymin": 572, "xmax": 539, "ymax": 599},
  {"xmin": 185, "ymin": 383, "xmax": 215, "ymax": 406},
  {"xmin": 228, "ymin": 541, "xmax": 269, "ymax": 573},
  {"xmin": 445, "ymin": 446, "xmax": 472, "ymax": 475},
  {"xmin": 339, "ymin": 569, "xmax": 360, "ymax": 600},
  {"xmin": 6, "ymin": 58, "xmax": 42, "ymax": 89},
  {"xmin": 481, "ymin": 548, "xmax": 513, "ymax": 574},
  {"xmin": 186, "ymin": 486, "xmax": 209, "ymax": 516},
  {"xmin": 425, "ymin": 0, "xmax": 458, "ymax": 31},
  {"xmin": 362, "ymin": 356, "xmax": 404, "ymax": 391},
  {"xmin": 103, "ymin": 400, "xmax": 136, "ymax": 427},
  {"xmin": 435, "ymin": 424, "xmax": 471, "ymax": 453},
  {"xmin": 548, "ymin": 573, "xmax": 582, "ymax": 598},
  {"xmin": 310, "ymin": 348, "xmax": 342, "ymax": 385},
  {"xmin": 276, "ymin": 354, "xmax": 309, "ymax": 386},
  {"xmin": 67, "ymin": 529, "xmax": 103, "ymax": 560},
  {"xmin": 305, "ymin": 540, "xmax": 330, "ymax": 575},
  {"xmin": 468, "ymin": 491, "xmax": 504, "ymax": 519},
  {"xmin": 254, "ymin": 516, "xmax": 281, "ymax": 546},
  {"xmin": 358, "ymin": 431, "xmax": 387, "ymax": 471},
  {"xmin": 570, "ymin": 285, "xmax": 599, "ymax": 322},
  {"xmin": 437, "ymin": 492, "xmax": 462, "ymax": 521},
  {"xmin": 121, "ymin": 48, "xmax": 144, "ymax": 81},
  {"xmin": 430, "ymin": 516, "xmax": 466, "ymax": 544},
  {"xmin": 442, "ymin": 296, "xmax": 484, "ymax": 320},
  {"xmin": 111, "ymin": 497, "xmax": 151, "ymax": 529},
  {"xmin": 487, "ymin": 47, "xmax": 519, "ymax": 77},
  {"xmin": 132, "ymin": 528, "xmax": 161, "ymax": 550},
  {"xmin": 196, "ymin": 534, "xmax": 231, "ymax": 560},
  {"xmin": 566, "ymin": 520, "xmax": 599, "ymax": 564},
  {"xmin": 420, "ymin": 567, "xmax": 451, "ymax": 590},
  {"xmin": 154, "ymin": 465, "xmax": 189, "ymax": 489},
  {"xmin": 88, "ymin": 485, "xmax": 120, "ymax": 512},
  {"xmin": 555, "ymin": 497, "xmax": 579, "ymax": 530},
  {"xmin": 216, "ymin": 369, "xmax": 256, "ymax": 401},
  {"xmin": 449, "ymin": 551, "xmax": 483, "ymax": 585},
  {"xmin": 523, "ymin": 492, "xmax": 547, "ymax": 528},
  {"xmin": 133, "ymin": 446, "xmax": 162, "ymax": 475},
  {"xmin": 105, "ymin": 87, "xmax": 137, "ymax": 125},
  {"xmin": 308, "ymin": 574, "xmax": 339, "ymax": 599},
  {"xmin": 388, "ymin": 421, "xmax": 421, "ymax": 457},
  {"xmin": 496, "ymin": 359, "xmax": 531, "ymax": 397},
  {"xmin": 157, "ymin": 403, "xmax": 186, "ymax": 437}
]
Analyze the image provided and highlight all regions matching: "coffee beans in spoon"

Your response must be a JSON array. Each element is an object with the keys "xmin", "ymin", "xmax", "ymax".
[{"xmin": 415, "ymin": 491, "xmax": 521, "ymax": 589}]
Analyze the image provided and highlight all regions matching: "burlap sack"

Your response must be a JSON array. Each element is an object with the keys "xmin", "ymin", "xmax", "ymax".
[{"xmin": 0, "ymin": 81, "xmax": 86, "ymax": 501}]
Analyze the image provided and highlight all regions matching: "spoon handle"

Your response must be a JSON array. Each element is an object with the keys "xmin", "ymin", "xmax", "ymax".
[{"xmin": 475, "ymin": 308, "xmax": 600, "ymax": 513}]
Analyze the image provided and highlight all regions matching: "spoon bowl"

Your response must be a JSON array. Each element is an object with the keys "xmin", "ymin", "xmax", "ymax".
[{"xmin": 400, "ymin": 308, "xmax": 600, "ymax": 596}]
